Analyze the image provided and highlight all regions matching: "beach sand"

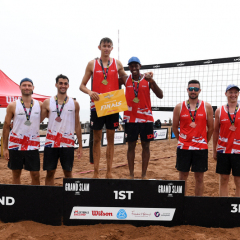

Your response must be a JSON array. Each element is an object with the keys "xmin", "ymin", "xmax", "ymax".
[{"xmin": 0, "ymin": 136, "xmax": 239, "ymax": 239}]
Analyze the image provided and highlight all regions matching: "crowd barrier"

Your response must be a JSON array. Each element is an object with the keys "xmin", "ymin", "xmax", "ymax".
[{"xmin": 1, "ymin": 179, "xmax": 240, "ymax": 228}]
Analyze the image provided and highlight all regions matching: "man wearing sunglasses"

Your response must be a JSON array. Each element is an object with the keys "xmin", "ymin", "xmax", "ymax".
[
  {"xmin": 213, "ymin": 84, "xmax": 240, "ymax": 196},
  {"xmin": 173, "ymin": 80, "xmax": 213, "ymax": 196}
]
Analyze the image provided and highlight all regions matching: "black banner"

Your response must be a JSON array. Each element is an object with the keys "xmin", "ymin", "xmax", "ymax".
[
  {"xmin": 124, "ymin": 56, "xmax": 240, "ymax": 70},
  {"xmin": 63, "ymin": 179, "xmax": 185, "ymax": 226},
  {"xmin": 0, "ymin": 184, "xmax": 62, "ymax": 225},
  {"xmin": 184, "ymin": 197, "xmax": 240, "ymax": 228}
]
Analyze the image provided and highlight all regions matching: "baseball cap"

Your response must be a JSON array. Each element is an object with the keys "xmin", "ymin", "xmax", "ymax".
[
  {"xmin": 226, "ymin": 84, "xmax": 240, "ymax": 92},
  {"xmin": 128, "ymin": 57, "xmax": 141, "ymax": 65},
  {"xmin": 20, "ymin": 78, "xmax": 33, "ymax": 85}
]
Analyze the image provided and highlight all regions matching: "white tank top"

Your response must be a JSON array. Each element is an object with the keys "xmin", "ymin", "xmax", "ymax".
[
  {"xmin": 8, "ymin": 99, "xmax": 40, "ymax": 150},
  {"xmin": 45, "ymin": 96, "xmax": 75, "ymax": 148}
]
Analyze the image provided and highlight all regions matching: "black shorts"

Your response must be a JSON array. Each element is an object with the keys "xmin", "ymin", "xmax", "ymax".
[
  {"xmin": 8, "ymin": 149, "xmax": 40, "ymax": 171},
  {"xmin": 90, "ymin": 110, "xmax": 119, "ymax": 130},
  {"xmin": 216, "ymin": 152, "xmax": 240, "ymax": 176},
  {"xmin": 125, "ymin": 122, "xmax": 154, "ymax": 142},
  {"xmin": 43, "ymin": 147, "xmax": 74, "ymax": 171},
  {"xmin": 175, "ymin": 148, "xmax": 208, "ymax": 172}
]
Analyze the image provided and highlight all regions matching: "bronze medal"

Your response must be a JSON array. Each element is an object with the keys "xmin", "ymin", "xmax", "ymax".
[
  {"xmin": 229, "ymin": 125, "xmax": 237, "ymax": 131},
  {"xmin": 189, "ymin": 122, "xmax": 197, "ymax": 128},
  {"xmin": 55, "ymin": 117, "xmax": 62, "ymax": 122},
  {"xmin": 101, "ymin": 79, "xmax": 108, "ymax": 85},
  {"xmin": 133, "ymin": 97, "xmax": 140, "ymax": 103}
]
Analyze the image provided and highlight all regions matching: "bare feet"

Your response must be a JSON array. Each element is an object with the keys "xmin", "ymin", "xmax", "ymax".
[
  {"xmin": 92, "ymin": 173, "xmax": 99, "ymax": 178},
  {"xmin": 106, "ymin": 173, "xmax": 113, "ymax": 179},
  {"xmin": 142, "ymin": 175, "xmax": 148, "ymax": 180},
  {"xmin": 128, "ymin": 175, "xmax": 134, "ymax": 179}
]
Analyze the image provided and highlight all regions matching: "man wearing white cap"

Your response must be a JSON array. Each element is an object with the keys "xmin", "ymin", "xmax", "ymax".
[
  {"xmin": 123, "ymin": 57, "xmax": 163, "ymax": 179},
  {"xmin": 3, "ymin": 78, "xmax": 42, "ymax": 185},
  {"xmin": 213, "ymin": 84, "xmax": 240, "ymax": 196}
]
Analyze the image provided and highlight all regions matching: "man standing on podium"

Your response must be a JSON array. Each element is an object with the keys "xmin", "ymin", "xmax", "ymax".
[
  {"xmin": 123, "ymin": 57, "xmax": 163, "ymax": 179},
  {"xmin": 80, "ymin": 37, "xmax": 127, "ymax": 179}
]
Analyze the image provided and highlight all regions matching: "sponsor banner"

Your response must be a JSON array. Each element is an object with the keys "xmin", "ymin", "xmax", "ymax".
[
  {"xmin": 0, "ymin": 184, "xmax": 62, "ymax": 225},
  {"xmin": 70, "ymin": 206, "xmax": 175, "ymax": 221},
  {"xmin": 39, "ymin": 133, "xmax": 90, "ymax": 152},
  {"xmin": 94, "ymin": 89, "xmax": 128, "ymax": 117},
  {"xmin": 63, "ymin": 179, "xmax": 184, "ymax": 226},
  {"xmin": 102, "ymin": 131, "xmax": 125, "ymax": 146},
  {"xmin": 153, "ymin": 128, "xmax": 168, "ymax": 140}
]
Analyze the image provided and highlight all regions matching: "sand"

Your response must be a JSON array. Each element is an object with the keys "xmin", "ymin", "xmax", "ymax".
[{"xmin": 0, "ymin": 135, "xmax": 240, "ymax": 239}]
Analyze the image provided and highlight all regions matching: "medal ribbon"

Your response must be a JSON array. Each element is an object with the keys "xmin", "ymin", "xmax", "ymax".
[
  {"xmin": 100, "ymin": 58, "xmax": 110, "ymax": 80},
  {"xmin": 227, "ymin": 103, "xmax": 239, "ymax": 125},
  {"xmin": 187, "ymin": 100, "xmax": 199, "ymax": 122},
  {"xmin": 55, "ymin": 96, "xmax": 68, "ymax": 118},
  {"xmin": 20, "ymin": 98, "xmax": 33, "ymax": 121},
  {"xmin": 132, "ymin": 74, "xmax": 141, "ymax": 98}
]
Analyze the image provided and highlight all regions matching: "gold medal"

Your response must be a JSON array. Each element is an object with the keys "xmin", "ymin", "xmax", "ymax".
[
  {"xmin": 189, "ymin": 122, "xmax": 197, "ymax": 128},
  {"xmin": 229, "ymin": 125, "xmax": 237, "ymax": 131},
  {"xmin": 101, "ymin": 79, "xmax": 108, "ymax": 85},
  {"xmin": 133, "ymin": 97, "xmax": 140, "ymax": 103}
]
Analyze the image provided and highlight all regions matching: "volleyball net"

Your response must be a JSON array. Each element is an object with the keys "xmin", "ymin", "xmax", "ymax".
[{"xmin": 124, "ymin": 56, "xmax": 240, "ymax": 111}]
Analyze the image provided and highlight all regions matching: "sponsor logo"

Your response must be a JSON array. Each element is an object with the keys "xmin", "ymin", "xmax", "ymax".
[
  {"xmin": 221, "ymin": 118, "xmax": 229, "ymax": 122},
  {"xmin": 114, "ymin": 122, "xmax": 119, "ymax": 127},
  {"xmin": 152, "ymin": 107, "xmax": 159, "ymax": 111},
  {"xmin": 114, "ymin": 191, "xmax": 134, "ymax": 200},
  {"xmin": 68, "ymin": 110, "xmax": 73, "ymax": 112},
  {"xmin": 92, "ymin": 211, "xmax": 113, "ymax": 217},
  {"xmin": 177, "ymin": 63, "xmax": 185, "ymax": 67},
  {"xmin": 65, "ymin": 181, "xmax": 90, "ymax": 195},
  {"xmin": 153, "ymin": 64, "xmax": 160, "ymax": 68},
  {"xmin": 147, "ymin": 134, "xmax": 154, "ymax": 139},
  {"xmin": 131, "ymin": 210, "xmax": 151, "ymax": 217},
  {"xmin": 181, "ymin": 114, "xmax": 188, "ymax": 117},
  {"xmin": 117, "ymin": 209, "xmax": 127, "ymax": 219},
  {"xmin": 197, "ymin": 114, "xmax": 203, "ymax": 116},
  {"xmin": 104, "ymin": 94, "xmax": 114, "ymax": 99},
  {"xmin": 154, "ymin": 212, "xmax": 160, "ymax": 217},
  {"xmin": 179, "ymin": 133, "xmax": 186, "ymax": 139},
  {"xmin": 158, "ymin": 183, "xmax": 183, "ymax": 197},
  {"xmin": 96, "ymin": 70, "xmax": 103, "ymax": 73},
  {"xmin": 154, "ymin": 131, "xmax": 158, "ymax": 138},
  {"xmin": 234, "ymin": 58, "xmax": 240, "ymax": 61},
  {"xmin": 34, "ymin": 112, "xmax": 39, "ymax": 114},
  {"xmin": 0, "ymin": 196, "xmax": 15, "ymax": 205},
  {"xmin": 74, "ymin": 211, "xmax": 89, "ymax": 216},
  {"xmin": 203, "ymin": 60, "xmax": 212, "ymax": 64},
  {"xmin": 127, "ymin": 86, "xmax": 133, "ymax": 88},
  {"xmin": 142, "ymin": 85, "xmax": 147, "ymax": 87},
  {"xmin": 6, "ymin": 96, "xmax": 20, "ymax": 104},
  {"xmin": 111, "ymin": 70, "xmax": 115, "ymax": 72},
  {"xmin": 18, "ymin": 113, "xmax": 25, "ymax": 115}
]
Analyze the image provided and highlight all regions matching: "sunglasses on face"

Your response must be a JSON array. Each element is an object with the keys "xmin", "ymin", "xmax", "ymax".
[{"xmin": 188, "ymin": 87, "xmax": 200, "ymax": 92}]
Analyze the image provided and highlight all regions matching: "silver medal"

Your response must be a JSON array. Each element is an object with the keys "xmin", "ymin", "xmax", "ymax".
[{"xmin": 24, "ymin": 120, "xmax": 32, "ymax": 126}]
